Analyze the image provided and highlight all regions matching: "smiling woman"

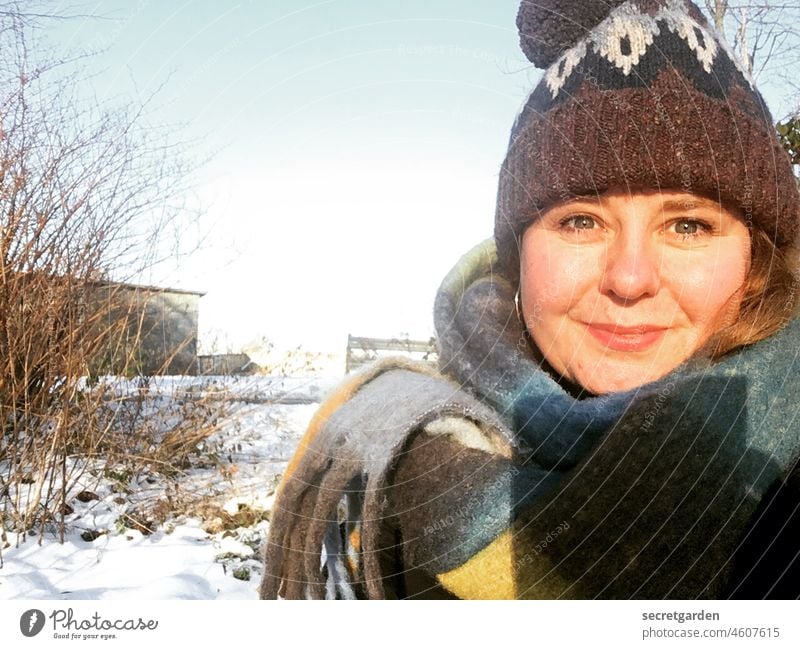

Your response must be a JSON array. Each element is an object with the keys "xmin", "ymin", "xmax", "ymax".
[
  {"xmin": 261, "ymin": 0, "xmax": 800, "ymax": 600},
  {"xmin": 520, "ymin": 190, "xmax": 753, "ymax": 394}
]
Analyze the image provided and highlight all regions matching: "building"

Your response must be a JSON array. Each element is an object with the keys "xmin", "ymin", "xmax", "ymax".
[{"xmin": 90, "ymin": 281, "xmax": 205, "ymax": 376}]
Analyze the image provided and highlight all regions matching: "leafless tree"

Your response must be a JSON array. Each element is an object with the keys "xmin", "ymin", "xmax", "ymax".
[{"xmin": 704, "ymin": 1, "xmax": 800, "ymax": 89}]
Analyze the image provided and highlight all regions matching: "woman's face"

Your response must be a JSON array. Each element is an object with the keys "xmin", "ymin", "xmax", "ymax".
[{"xmin": 519, "ymin": 190, "xmax": 752, "ymax": 394}]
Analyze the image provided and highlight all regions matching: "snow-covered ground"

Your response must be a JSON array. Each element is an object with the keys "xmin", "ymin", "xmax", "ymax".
[{"xmin": 0, "ymin": 374, "xmax": 339, "ymax": 600}]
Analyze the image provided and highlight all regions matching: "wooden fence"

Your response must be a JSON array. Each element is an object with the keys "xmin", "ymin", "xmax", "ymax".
[{"xmin": 345, "ymin": 335, "xmax": 438, "ymax": 373}]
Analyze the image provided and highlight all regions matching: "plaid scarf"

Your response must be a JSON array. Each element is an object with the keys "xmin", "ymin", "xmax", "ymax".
[{"xmin": 261, "ymin": 241, "xmax": 800, "ymax": 599}]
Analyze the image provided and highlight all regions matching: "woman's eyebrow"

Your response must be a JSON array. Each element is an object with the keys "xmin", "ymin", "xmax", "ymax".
[
  {"xmin": 661, "ymin": 198, "xmax": 720, "ymax": 212},
  {"xmin": 555, "ymin": 196, "xmax": 601, "ymax": 208}
]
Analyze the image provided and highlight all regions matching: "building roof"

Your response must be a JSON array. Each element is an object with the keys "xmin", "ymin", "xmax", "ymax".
[{"xmin": 89, "ymin": 279, "xmax": 206, "ymax": 297}]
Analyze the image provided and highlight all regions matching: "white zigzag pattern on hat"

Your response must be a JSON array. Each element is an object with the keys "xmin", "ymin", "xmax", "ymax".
[{"xmin": 544, "ymin": 0, "xmax": 748, "ymax": 99}]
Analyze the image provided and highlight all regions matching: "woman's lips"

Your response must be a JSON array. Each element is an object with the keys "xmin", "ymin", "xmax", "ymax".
[{"xmin": 585, "ymin": 323, "xmax": 667, "ymax": 352}]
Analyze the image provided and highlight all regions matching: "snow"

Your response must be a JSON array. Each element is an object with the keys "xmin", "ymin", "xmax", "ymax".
[{"xmin": 0, "ymin": 374, "xmax": 339, "ymax": 600}]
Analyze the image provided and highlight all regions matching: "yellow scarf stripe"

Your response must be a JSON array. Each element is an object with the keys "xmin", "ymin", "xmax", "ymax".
[
  {"xmin": 436, "ymin": 529, "xmax": 517, "ymax": 599},
  {"xmin": 436, "ymin": 527, "xmax": 575, "ymax": 599}
]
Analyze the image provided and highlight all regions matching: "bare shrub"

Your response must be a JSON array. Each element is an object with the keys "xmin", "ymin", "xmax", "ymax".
[{"xmin": 0, "ymin": 3, "xmax": 214, "ymax": 541}]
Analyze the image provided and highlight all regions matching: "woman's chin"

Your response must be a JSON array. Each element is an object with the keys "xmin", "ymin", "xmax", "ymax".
[
  {"xmin": 568, "ymin": 359, "xmax": 680, "ymax": 395},
  {"xmin": 558, "ymin": 333, "xmax": 700, "ymax": 395}
]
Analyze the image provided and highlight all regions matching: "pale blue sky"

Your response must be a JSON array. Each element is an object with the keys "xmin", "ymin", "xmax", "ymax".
[{"xmin": 48, "ymin": 1, "xmax": 797, "ymax": 355}]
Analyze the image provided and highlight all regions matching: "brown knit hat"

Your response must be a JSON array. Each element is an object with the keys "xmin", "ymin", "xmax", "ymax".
[{"xmin": 495, "ymin": 0, "xmax": 800, "ymax": 278}]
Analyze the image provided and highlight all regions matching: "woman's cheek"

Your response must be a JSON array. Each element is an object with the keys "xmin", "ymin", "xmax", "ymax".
[
  {"xmin": 666, "ymin": 251, "xmax": 749, "ymax": 327},
  {"xmin": 710, "ymin": 254, "xmax": 751, "ymax": 328},
  {"xmin": 522, "ymin": 240, "xmax": 595, "ymax": 317}
]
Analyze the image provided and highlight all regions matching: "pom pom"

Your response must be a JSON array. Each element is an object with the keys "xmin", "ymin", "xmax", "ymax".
[{"xmin": 517, "ymin": 0, "xmax": 628, "ymax": 68}]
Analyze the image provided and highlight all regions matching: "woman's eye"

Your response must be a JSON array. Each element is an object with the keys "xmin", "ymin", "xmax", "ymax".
[
  {"xmin": 671, "ymin": 219, "xmax": 709, "ymax": 237},
  {"xmin": 560, "ymin": 215, "xmax": 596, "ymax": 230}
]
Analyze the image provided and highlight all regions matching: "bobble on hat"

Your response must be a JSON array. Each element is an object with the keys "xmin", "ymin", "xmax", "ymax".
[{"xmin": 516, "ymin": 0, "xmax": 627, "ymax": 68}]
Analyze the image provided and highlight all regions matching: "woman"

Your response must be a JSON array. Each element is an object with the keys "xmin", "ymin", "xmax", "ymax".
[{"xmin": 261, "ymin": 0, "xmax": 800, "ymax": 599}]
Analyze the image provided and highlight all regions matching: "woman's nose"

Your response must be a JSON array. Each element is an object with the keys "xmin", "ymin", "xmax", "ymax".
[{"xmin": 599, "ymin": 232, "xmax": 660, "ymax": 302}]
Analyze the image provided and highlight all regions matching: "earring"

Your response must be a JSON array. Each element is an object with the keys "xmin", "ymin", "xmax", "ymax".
[{"xmin": 514, "ymin": 288, "xmax": 523, "ymax": 323}]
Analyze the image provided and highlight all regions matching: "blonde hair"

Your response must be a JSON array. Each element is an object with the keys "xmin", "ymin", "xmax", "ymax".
[{"xmin": 708, "ymin": 228, "xmax": 799, "ymax": 359}]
